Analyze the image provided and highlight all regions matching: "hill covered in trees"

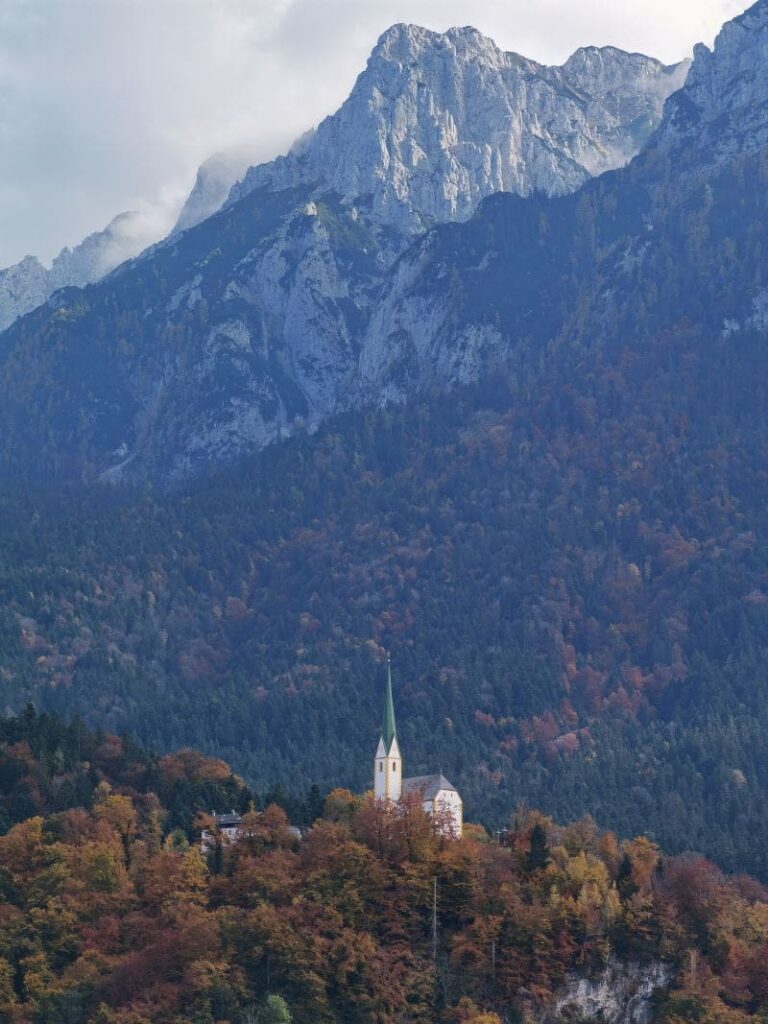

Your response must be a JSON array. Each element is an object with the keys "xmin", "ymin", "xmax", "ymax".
[
  {"xmin": 0, "ymin": 706, "xmax": 327, "ymax": 842},
  {"xmin": 1, "ymin": 710, "xmax": 767, "ymax": 1024}
]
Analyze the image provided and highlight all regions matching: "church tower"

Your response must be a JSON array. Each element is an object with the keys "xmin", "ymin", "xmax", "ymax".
[{"xmin": 374, "ymin": 658, "xmax": 402, "ymax": 802}]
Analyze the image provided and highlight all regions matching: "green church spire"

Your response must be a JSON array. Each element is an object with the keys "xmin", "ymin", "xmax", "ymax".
[{"xmin": 382, "ymin": 656, "xmax": 397, "ymax": 753}]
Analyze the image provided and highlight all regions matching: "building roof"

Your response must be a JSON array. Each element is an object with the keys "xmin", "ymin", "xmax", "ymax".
[
  {"xmin": 212, "ymin": 811, "xmax": 242, "ymax": 827},
  {"xmin": 381, "ymin": 657, "xmax": 397, "ymax": 754},
  {"xmin": 402, "ymin": 774, "xmax": 458, "ymax": 801}
]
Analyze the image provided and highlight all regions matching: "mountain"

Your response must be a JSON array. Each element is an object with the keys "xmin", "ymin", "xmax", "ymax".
[
  {"xmin": 229, "ymin": 25, "xmax": 689, "ymax": 234},
  {"xmin": 0, "ymin": 210, "xmax": 161, "ymax": 333},
  {"xmin": 0, "ymin": 187, "xmax": 384, "ymax": 482},
  {"xmin": 0, "ymin": 26, "xmax": 687, "ymax": 482},
  {"xmin": 654, "ymin": 0, "xmax": 768, "ymax": 165},
  {"xmin": 0, "ymin": 255, "xmax": 50, "ymax": 334},
  {"xmin": 358, "ymin": 0, "xmax": 768, "ymax": 400}
]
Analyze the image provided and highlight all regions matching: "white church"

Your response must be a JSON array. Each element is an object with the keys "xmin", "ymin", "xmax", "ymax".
[{"xmin": 374, "ymin": 660, "xmax": 463, "ymax": 837}]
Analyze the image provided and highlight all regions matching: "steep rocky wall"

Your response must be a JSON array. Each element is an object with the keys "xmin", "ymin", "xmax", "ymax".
[{"xmin": 535, "ymin": 961, "xmax": 670, "ymax": 1024}]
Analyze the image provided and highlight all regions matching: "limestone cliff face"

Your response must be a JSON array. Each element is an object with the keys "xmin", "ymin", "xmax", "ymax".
[
  {"xmin": 137, "ymin": 197, "xmax": 378, "ymax": 481},
  {"xmin": 653, "ymin": 0, "xmax": 768, "ymax": 164},
  {"xmin": 539, "ymin": 961, "xmax": 670, "ymax": 1023},
  {"xmin": 230, "ymin": 25, "xmax": 688, "ymax": 234},
  {"xmin": 0, "ymin": 257, "xmax": 50, "ymax": 335},
  {"xmin": 173, "ymin": 148, "xmax": 264, "ymax": 235}
]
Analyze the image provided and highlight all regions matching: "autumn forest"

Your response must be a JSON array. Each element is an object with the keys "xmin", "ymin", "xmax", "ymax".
[{"xmin": 0, "ymin": 709, "xmax": 767, "ymax": 1023}]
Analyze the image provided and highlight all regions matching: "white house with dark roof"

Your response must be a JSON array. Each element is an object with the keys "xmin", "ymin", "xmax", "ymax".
[
  {"xmin": 374, "ymin": 660, "xmax": 463, "ymax": 837},
  {"xmin": 201, "ymin": 810, "xmax": 243, "ymax": 849},
  {"xmin": 201, "ymin": 809, "xmax": 302, "ymax": 851}
]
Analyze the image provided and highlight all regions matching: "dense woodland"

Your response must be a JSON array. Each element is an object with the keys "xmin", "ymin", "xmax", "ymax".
[
  {"xmin": 1, "ymin": 709, "xmax": 768, "ymax": 1024},
  {"xmin": 1, "ymin": 348, "xmax": 768, "ymax": 876}
]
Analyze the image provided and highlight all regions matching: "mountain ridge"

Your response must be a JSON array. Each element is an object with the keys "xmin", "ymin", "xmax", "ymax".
[
  {"xmin": 228, "ymin": 23, "xmax": 689, "ymax": 234},
  {"xmin": 0, "ymin": 210, "xmax": 163, "ymax": 333},
  {"xmin": 652, "ymin": 0, "xmax": 768, "ymax": 165},
  {"xmin": 0, "ymin": 21, "xmax": 692, "ymax": 482},
  {"xmin": 355, "ymin": 0, "xmax": 768, "ymax": 405}
]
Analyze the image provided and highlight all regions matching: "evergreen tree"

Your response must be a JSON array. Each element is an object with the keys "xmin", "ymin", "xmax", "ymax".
[{"xmin": 525, "ymin": 824, "xmax": 550, "ymax": 873}]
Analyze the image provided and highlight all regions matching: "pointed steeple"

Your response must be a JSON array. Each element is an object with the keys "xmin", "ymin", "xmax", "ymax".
[{"xmin": 382, "ymin": 655, "xmax": 397, "ymax": 753}]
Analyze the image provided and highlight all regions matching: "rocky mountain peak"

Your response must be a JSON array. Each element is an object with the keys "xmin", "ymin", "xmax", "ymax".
[
  {"xmin": 50, "ymin": 210, "xmax": 151, "ymax": 287},
  {"xmin": 0, "ymin": 256, "xmax": 50, "ymax": 334},
  {"xmin": 370, "ymin": 22, "xmax": 512, "ymax": 69},
  {"xmin": 227, "ymin": 24, "xmax": 688, "ymax": 234},
  {"xmin": 562, "ymin": 45, "xmax": 687, "ymax": 91}
]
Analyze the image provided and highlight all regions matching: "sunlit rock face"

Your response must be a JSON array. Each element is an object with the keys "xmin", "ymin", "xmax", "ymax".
[{"xmin": 229, "ymin": 24, "xmax": 689, "ymax": 235}]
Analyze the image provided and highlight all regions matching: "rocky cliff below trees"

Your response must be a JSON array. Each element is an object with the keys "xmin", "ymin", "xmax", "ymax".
[{"xmin": 544, "ymin": 961, "xmax": 670, "ymax": 1023}]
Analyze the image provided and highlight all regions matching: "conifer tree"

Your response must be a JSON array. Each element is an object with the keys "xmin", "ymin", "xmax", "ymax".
[{"xmin": 525, "ymin": 823, "xmax": 550, "ymax": 872}]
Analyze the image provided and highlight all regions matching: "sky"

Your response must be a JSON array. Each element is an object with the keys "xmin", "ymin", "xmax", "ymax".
[{"xmin": 0, "ymin": 0, "xmax": 749, "ymax": 268}]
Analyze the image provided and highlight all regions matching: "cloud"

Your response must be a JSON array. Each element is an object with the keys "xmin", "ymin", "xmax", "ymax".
[{"xmin": 0, "ymin": 0, "xmax": 749, "ymax": 268}]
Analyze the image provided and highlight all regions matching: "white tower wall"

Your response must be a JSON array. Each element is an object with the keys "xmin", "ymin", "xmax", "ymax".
[{"xmin": 374, "ymin": 735, "xmax": 402, "ymax": 802}]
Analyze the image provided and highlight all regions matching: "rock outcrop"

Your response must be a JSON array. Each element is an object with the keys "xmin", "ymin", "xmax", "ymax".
[
  {"xmin": 538, "ymin": 961, "xmax": 670, "ymax": 1023},
  {"xmin": 173, "ymin": 147, "xmax": 265, "ymax": 235}
]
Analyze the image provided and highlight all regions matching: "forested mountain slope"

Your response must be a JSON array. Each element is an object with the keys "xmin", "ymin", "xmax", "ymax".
[
  {"xmin": 2, "ymin": 364, "xmax": 768, "ymax": 877},
  {"xmin": 0, "ymin": 706, "xmax": 250, "ymax": 835}
]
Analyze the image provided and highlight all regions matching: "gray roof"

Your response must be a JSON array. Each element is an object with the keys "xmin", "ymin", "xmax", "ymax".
[
  {"xmin": 402, "ymin": 774, "xmax": 458, "ymax": 801},
  {"xmin": 213, "ymin": 812, "xmax": 242, "ymax": 827}
]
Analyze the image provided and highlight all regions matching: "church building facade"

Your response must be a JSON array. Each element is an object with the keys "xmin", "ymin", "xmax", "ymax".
[{"xmin": 374, "ymin": 661, "xmax": 463, "ymax": 837}]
